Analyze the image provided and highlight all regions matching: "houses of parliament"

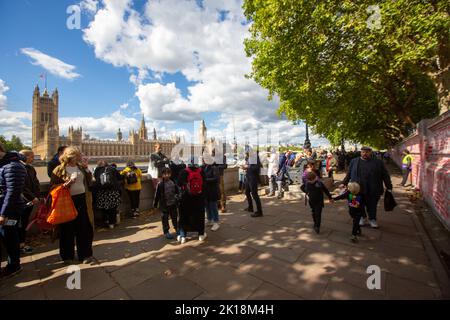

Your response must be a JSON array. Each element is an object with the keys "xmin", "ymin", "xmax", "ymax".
[{"xmin": 31, "ymin": 85, "xmax": 205, "ymax": 161}]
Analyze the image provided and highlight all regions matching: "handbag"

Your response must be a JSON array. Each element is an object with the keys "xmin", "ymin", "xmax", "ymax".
[
  {"xmin": 47, "ymin": 185, "xmax": 78, "ymax": 225},
  {"xmin": 384, "ymin": 190, "xmax": 397, "ymax": 212},
  {"xmin": 26, "ymin": 196, "xmax": 53, "ymax": 232}
]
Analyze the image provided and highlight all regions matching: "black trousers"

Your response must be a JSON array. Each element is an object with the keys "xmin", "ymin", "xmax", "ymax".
[
  {"xmin": 127, "ymin": 190, "xmax": 141, "ymax": 211},
  {"xmin": 310, "ymin": 204, "xmax": 323, "ymax": 229},
  {"xmin": 360, "ymin": 194, "xmax": 381, "ymax": 221},
  {"xmin": 349, "ymin": 211, "xmax": 362, "ymax": 236},
  {"xmin": 102, "ymin": 208, "xmax": 117, "ymax": 225},
  {"xmin": 59, "ymin": 193, "xmax": 93, "ymax": 261},
  {"xmin": 245, "ymin": 181, "xmax": 262, "ymax": 213},
  {"xmin": 0, "ymin": 224, "xmax": 20, "ymax": 269},
  {"xmin": 161, "ymin": 206, "xmax": 178, "ymax": 234},
  {"xmin": 401, "ymin": 168, "xmax": 410, "ymax": 185},
  {"xmin": 19, "ymin": 205, "xmax": 33, "ymax": 244}
]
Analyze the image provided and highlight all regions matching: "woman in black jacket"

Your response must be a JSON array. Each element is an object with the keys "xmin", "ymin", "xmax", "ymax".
[
  {"xmin": 19, "ymin": 150, "xmax": 41, "ymax": 254},
  {"xmin": 202, "ymin": 161, "xmax": 221, "ymax": 231},
  {"xmin": 93, "ymin": 160, "xmax": 122, "ymax": 229}
]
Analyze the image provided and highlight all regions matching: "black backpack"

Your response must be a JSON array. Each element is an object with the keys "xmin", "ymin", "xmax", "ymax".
[{"xmin": 100, "ymin": 166, "xmax": 117, "ymax": 187}]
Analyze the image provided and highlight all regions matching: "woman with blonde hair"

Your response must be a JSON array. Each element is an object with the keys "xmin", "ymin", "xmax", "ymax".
[{"xmin": 49, "ymin": 146, "xmax": 94, "ymax": 264}]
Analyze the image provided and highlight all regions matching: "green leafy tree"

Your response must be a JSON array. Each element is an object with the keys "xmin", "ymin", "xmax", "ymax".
[
  {"xmin": 244, "ymin": 0, "xmax": 447, "ymax": 148},
  {"xmin": 0, "ymin": 135, "xmax": 31, "ymax": 152}
]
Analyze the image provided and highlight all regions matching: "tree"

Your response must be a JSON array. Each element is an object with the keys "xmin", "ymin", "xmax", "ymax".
[
  {"xmin": 243, "ymin": 0, "xmax": 447, "ymax": 148},
  {"xmin": 0, "ymin": 135, "xmax": 31, "ymax": 152}
]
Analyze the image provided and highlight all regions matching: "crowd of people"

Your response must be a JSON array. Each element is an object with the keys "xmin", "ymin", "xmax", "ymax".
[{"xmin": 0, "ymin": 140, "xmax": 398, "ymax": 280}]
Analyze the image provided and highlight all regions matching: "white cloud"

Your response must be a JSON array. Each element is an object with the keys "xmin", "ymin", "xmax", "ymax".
[
  {"xmin": 119, "ymin": 103, "xmax": 129, "ymax": 110},
  {"xmin": 80, "ymin": 0, "xmax": 99, "ymax": 13},
  {"xmin": 0, "ymin": 79, "xmax": 9, "ymax": 110},
  {"xmin": 21, "ymin": 48, "xmax": 81, "ymax": 80}
]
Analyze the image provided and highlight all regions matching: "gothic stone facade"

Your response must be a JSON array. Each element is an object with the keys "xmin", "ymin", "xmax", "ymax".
[{"xmin": 31, "ymin": 85, "xmax": 178, "ymax": 160}]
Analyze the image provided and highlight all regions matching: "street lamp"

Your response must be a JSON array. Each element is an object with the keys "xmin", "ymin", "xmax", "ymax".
[{"xmin": 303, "ymin": 122, "xmax": 311, "ymax": 150}]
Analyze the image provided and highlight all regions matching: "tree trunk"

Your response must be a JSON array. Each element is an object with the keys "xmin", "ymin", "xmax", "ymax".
[{"xmin": 431, "ymin": 32, "xmax": 450, "ymax": 115}]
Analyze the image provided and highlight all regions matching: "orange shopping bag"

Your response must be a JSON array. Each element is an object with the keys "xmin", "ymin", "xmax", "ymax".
[{"xmin": 47, "ymin": 185, "xmax": 78, "ymax": 225}]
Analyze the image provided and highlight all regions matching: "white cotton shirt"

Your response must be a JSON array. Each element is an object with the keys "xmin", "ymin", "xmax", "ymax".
[{"xmin": 66, "ymin": 166, "xmax": 85, "ymax": 196}]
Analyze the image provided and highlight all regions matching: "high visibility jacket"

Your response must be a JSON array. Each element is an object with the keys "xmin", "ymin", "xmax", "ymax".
[{"xmin": 402, "ymin": 154, "xmax": 414, "ymax": 168}]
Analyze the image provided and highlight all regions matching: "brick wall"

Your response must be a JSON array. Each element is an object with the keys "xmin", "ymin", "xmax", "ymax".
[{"xmin": 391, "ymin": 111, "xmax": 450, "ymax": 230}]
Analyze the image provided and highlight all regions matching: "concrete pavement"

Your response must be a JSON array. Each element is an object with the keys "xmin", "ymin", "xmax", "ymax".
[{"xmin": 0, "ymin": 170, "xmax": 447, "ymax": 300}]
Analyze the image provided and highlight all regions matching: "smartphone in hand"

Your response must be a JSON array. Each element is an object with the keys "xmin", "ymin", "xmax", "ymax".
[{"xmin": 5, "ymin": 219, "xmax": 18, "ymax": 226}]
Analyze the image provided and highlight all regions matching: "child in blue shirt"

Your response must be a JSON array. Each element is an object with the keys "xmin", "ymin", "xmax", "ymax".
[{"xmin": 333, "ymin": 182, "xmax": 364, "ymax": 242}]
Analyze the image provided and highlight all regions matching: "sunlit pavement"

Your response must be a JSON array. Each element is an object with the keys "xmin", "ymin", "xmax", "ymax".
[{"xmin": 0, "ymin": 170, "xmax": 447, "ymax": 300}]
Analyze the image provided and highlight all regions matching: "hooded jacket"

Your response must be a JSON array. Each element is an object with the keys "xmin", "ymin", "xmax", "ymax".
[{"xmin": 0, "ymin": 152, "xmax": 27, "ymax": 217}]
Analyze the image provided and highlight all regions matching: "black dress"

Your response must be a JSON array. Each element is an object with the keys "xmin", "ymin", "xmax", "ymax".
[{"xmin": 177, "ymin": 165, "xmax": 206, "ymax": 235}]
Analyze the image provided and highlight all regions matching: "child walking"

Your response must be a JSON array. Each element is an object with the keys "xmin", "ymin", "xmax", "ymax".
[
  {"xmin": 333, "ymin": 182, "xmax": 363, "ymax": 242},
  {"xmin": 153, "ymin": 168, "xmax": 179, "ymax": 239},
  {"xmin": 304, "ymin": 171, "xmax": 333, "ymax": 234}
]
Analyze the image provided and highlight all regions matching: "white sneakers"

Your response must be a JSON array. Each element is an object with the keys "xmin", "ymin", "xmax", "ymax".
[
  {"xmin": 360, "ymin": 217, "xmax": 380, "ymax": 228},
  {"xmin": 180, "ymin": 237, "xmax": 186, "ymax": 244},
  {"xmin": 199, "ymin": 233, "xmax": 207, "ymax": 241},
  {"xmin": 359, "ymin": 217, "xmax": 368, "ymax": 226},
  {"xmin": 211, "ymin": 223, "xmax": 220, "ymax": 232}
]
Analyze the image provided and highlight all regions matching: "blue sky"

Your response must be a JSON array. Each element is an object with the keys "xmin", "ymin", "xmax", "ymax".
[{"xmin": 0, "ymin": 0, "xmax": 329, "ymax": 147}]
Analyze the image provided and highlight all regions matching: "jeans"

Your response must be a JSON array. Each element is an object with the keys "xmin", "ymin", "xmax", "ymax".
[
  {"xmin": 205, "ymin": 201, "xmax": 219, "ymax": 223},
  {"xmin": 401, "ymin": 168, "xmax": 411, "ymax": 185},
  {"xmin": 126, "ymin": 190, "xmax": 141, "ymax": 211},
  {"xmin": 59, "ymin": 193, "xmax": 93, "ymax": 261},
  {"xmin": 239, "ymin": 173, "xmax": 246, "ymax": 191},
  {"xmin": 245, "ymin": 182, "xmax": 262, "ymax": 213},
  {"xmin": 161, "ymin": 205, "xmax": 178, "ymax": 234},
  {"xmin": 310, "ymin": 204, "xmax": 323, "ymax": 229},
  {"xmin": 361, "ymin": 194, "xmax": 381, "ymax": 221},
  {"xmin": 218, "ymin": 175, "xmax": 226, "ymax": 210},
  {"xmin": 0, "ymin": 224, "xmax": 21, "ymax": 269}
]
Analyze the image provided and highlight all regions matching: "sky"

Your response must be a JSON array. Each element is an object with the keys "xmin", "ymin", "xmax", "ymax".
[{"xmin": 0, "ymin": 0, "xmax": 330, "ymax": 148}]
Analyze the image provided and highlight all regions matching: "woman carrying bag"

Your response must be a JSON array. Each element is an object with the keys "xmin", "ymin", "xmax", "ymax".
[{"xmin": 49, "ymin": 147, "xmax": 94, "ymax": 265}]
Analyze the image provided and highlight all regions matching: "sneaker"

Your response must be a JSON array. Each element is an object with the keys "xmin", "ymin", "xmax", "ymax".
[
  {"xmin": 165, "ymin": 232, "xmax": 174, "ymax": 240},
  {"xmin": 251, "ymin": 211, "xmax": 263, "ymax": 217},
  {"xmin": 108, "ymin": 224, "xmax": 115, "ymax": 229},
  {"xmin": 199, "ymin": 233, "xmax": 207, "ymax": 241},
  {"xmin": 82, "ymin": 257, "xmax": 94, "ymax": 264},
  {"xmin": 180, "ymin": 237, "xmax": 186, "ymax": 244},
  {"xmin": 20, "ymin": 245, "xmax": 33, "ymax": 254},
  {"xmin": 351, "ymin": 235, "xmax": 358, "ymax": 243},
  {"xmin": 0, "ymin": 265, "xmax": 23, "ymax": 279},
  {"xmin": 359, "ymin": 217, "xmax": 368, "ymax": 226},
  {"xmin": 369, "ymin": 220, "xmax": 379, "ymax": 229},
  {"xmin": 177, "ymin": 235, "xmax": 182, "ymax": 242},
  {"xmin": 211, "ymin": 223, "xmax": 220, "ymax": 231}
]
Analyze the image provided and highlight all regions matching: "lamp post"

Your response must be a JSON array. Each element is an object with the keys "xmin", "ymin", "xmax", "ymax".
[{"xmin": 303, "ymin": 122, "xmax": 311, "ymax": 150}]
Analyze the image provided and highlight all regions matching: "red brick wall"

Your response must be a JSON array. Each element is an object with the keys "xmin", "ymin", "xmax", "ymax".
[{"xmin": 391, "ymin": 111, "xmax": 450, "ymax": 230}]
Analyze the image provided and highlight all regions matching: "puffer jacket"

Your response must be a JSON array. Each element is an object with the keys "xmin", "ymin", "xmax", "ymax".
[{"xmin": 0, "ymin": 152, "xmax": 27, "ymax": 218}]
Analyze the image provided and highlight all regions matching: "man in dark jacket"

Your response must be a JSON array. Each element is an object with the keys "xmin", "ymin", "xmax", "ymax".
[
  {"xmin": 0, "ymin": 143, "xmax": 27, "ymax": 278},
  {"xmin": 47, "ymin": 145, "xmax": 67, "ymax": 178},
  {"xmin": 244, "ymin": 151, "xmax": 263, "ymax": 217},
  {"xmin": 148, "ymin": 143, "xmax": 170, "ymax": 188},
  {"xmin": 341, "ymin": 146, "xmax": 393, "ymax": 228},
  {"xmin": 216, "ymin": 154, "xmax": 228, "ymax": 213}
]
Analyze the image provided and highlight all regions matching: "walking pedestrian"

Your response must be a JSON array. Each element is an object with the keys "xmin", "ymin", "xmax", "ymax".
[
  {"xmin": 244, "ymin": 151, "xmax": 263, "ymax": 217},
  {"xmin": 333, "ymin": 182, "xmax": 364, "ymax": 242},
  {"xmin": 304, "ymin": 171, "xmax": 333, "ymax": 234},
  {"xmin": 267, "ymin": 148, "xmax": 278, "ymax": 197},
  {"xmin": 121, "ymin": 161, "xmax": 142, "ymax": 218},
  {"xmin": 341, "ymin": 146, "xmax": 393, "ymax": 229},
  {"xmin": 49, "ymin": 146, "xmax": 94, "ymax": 264},
  {"xmin": 19, "ymin": 150, "xmax": 41, "ymax": 254},
  {"xmin": 153, "ymin": 168, "xmax": 179, "ymax": 239},
  {"xmin": 93, "ymin": 160, "xmax": 122, "ymax": 229},
  {"xmin": 0, "ymin": 143, "xmax": 26, "ymax": 278}
]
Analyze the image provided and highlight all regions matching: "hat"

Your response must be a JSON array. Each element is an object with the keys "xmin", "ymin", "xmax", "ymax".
[{"xmin": 361, "ymin": 146, "xmax": 372, "ymax": 151}]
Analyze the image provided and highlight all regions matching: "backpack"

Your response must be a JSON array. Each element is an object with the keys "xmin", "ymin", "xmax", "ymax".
[
  {"xmin": 100, "ymin": 166, "xmax": 116, "ymax": 187},
  {"xmin": 126, "ymin": 170, "xmax": 138, "ymax": 185},
  {"xmin": 186, "ymin": 167, "xmax": 203, "ymax": 196}
]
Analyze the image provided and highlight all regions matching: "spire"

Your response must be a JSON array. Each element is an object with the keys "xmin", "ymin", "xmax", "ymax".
[
  {"xmin": 140, "ymin": 114, "xmax": 146, "ymax": 128},
  {"xmin": 153, "ymin": 128, "xmax": 157, "ymax": 140}
]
